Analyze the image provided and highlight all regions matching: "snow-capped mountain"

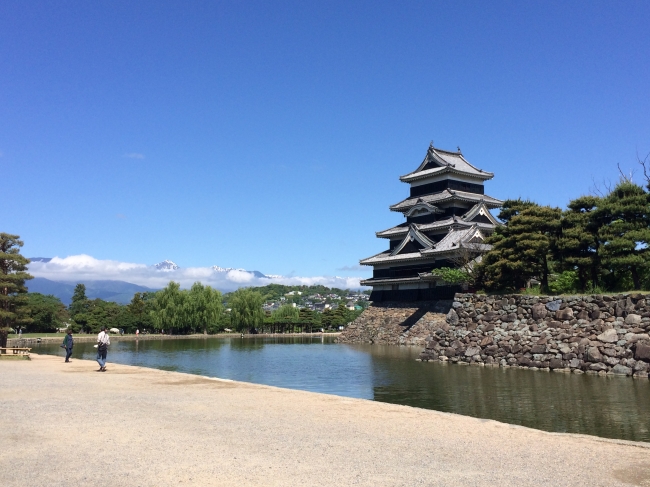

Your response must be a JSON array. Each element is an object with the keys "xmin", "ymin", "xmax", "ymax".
[
  {"xmin": 154, "ymin": 260, "xmax": 179, "ymax": 270},
  {"xmin": 153, "ymin": 260, "xmax": 272, "ymax": 278},
  {"xmin": 212, "ymin": 265, "xmax": 269, "ymax": 279},
  {"xmin": 211, "ymin": 265, "xmax": 240, "ymax": 273}
]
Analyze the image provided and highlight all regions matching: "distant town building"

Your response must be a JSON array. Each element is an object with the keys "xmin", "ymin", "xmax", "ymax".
[{"xmin": 360, "ymin": 143, "xmax": 502, "ymax": 303}]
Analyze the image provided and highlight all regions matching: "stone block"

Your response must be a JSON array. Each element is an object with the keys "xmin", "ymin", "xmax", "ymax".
[
  {"xmin": 610, "ymin": 364, "xmax": 633, "ymax": 376},
  {"xmin": 586, "ymin": 347, "xmax": 603, "ymax": 362},
  {"xmin": 546, "ymin": 300, "xmax": 562, "ymax": 312},
  {"xmin": 589, "ymin": 363, "xmax": 608, "ymax": 372},
  {"xmin": 634, "ymin": 343, "xmax": 650, "ymax": 361},
  {"xmin": 597, "ymin": 329, "xmax": 618, "ymax": 343},
  {"xmin": 625, "ymin": 314, "xmax": 642, "ymax": 325},
  {"xmin": 531, "ymin": 303, "xmax": 548, "ymax": 319},
  {"xmin": 530, "ymin": 344, "xmax": 546, "ymax": 354},
  {"xmin": 555, "ymin": 308, "xmax": 574, "ymax": 320}
]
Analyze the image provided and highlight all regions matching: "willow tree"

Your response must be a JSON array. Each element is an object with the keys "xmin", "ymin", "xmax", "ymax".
[
  {"xmin": 228, "ymin": 288, "xmax": 264, "ymax": 332},
  {"xmin": 186, "ymin": 282, "xmax": 223, "ymax": 334},
  {"xmin": 0, "ymin": 233, "xmax": 33, "ymax": 350},
  {"xmin": 150, "ymin": 281, "xmax": 186, "ymax": 334}
]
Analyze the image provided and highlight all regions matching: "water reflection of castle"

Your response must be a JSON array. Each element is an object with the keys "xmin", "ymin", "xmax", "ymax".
[{"xmin": 361, "ymin": 144, "xmax": 503, "ymax": 303}]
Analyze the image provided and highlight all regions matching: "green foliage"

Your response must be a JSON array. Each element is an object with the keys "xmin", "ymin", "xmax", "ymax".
[
  {"xmin": 557, "ymin": 195, "xmax": 601, "ymax": 291},
  {"xmin": 477, "ymin": 178, "xmax": 650, "ymax": 295},
  {"xmin": 25, "ymin": 293, "xmax": 69, "ymax": 333},
  {"xmin": 548, "ymin": 271, "xmax": 580, "ymax": 294},
  {"xmin": 478, "ymin": 200, "xmax": 562, "ymax": 292},
  {"xmin": 69, "ymin": 283, "xmax": 90, "ymax": 331},
  {"xmin": 228, "ymin": 288, "xmax": 265, "ymax": 332},
  {"xmin": 0, "ymin": 233, "xmax": 33, "ymax": 348},
  {"xmin": 331, "ymin": 303, "xmax": 351, "ymax": 327},
  {"xmin": 430, "ymin": 267, "xmax": 472, "ymax": 285},
  {"xmin": 150, "ymin": 281, "xmax": 225, "ymax": 334},
  {"xmin": 597, "ymin": 181, "xmax": 650, "ymax": 290},
  {"xmin": 185, "ymin": 282, "xmax": 224, "ymax": 333},
  {"xmin": 224, "ymin": 283, "xmax": 351, "ymax": 303},
  {"xmin": 272, "ymin": 304, "xmax": 299, "ymax": 321}
]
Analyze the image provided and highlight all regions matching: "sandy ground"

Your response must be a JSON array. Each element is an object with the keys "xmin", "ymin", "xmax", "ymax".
[{"xmin": 2, "ymin": 354, "xmax": 650, "ymax": 487}]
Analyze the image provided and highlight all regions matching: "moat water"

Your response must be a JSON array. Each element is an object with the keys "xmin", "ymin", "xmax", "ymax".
[{"xmin": 35, "ymin": 335, "xmax": 650, "ymax": 442}]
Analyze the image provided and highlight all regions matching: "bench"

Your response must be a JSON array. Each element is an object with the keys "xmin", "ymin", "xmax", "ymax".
[{"xmin": 0, "ymin": 347, "xmax": 32, "ymax": 359}]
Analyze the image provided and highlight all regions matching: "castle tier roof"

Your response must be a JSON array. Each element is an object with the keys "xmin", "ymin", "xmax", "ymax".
[
  {"xmin": 360, "ymin": 225, "xmax": 490, "ymax": 266},
  {"xmin": 376, "ymin": 218, "xmax": 495, "ymax": 238},
  {"xmin": 377, "ymin": 202, "xmax": 502, "ymax": 238},
  {"xmin": 400, "ymin": 144, "xmax": 494, "ymax": 182},
  {"xmin": 389, "ymin": 190, "xmax": 503, "ymax": 213}
]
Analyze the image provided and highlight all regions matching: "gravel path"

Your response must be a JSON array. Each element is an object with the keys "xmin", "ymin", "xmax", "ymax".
[{"xmin": 2, "ymin": 354, "xmax": 650, "ymax": 486}]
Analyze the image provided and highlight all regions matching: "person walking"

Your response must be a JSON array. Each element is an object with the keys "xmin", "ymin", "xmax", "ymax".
[
  {"xmin": 96, "ymin": 326, "xmax": 110, "ymax": 372},
  {"xmin": 62, "ymin": 329, "xmax": 74, "ymax": 362}
]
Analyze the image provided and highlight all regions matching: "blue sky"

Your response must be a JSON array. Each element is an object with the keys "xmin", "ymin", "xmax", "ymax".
[{"xmin": 3, "ymin": 1, "xmax": 650, "ymax": 286}]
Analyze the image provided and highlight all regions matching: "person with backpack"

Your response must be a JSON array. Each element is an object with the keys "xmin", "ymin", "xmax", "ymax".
[
  {"xmin": 96, "ymin": 326, "xmax": 111, "ymax": 372},
  {"xmin": 62, "ymin": 329, "xmax": 74, "ymax": 362}
]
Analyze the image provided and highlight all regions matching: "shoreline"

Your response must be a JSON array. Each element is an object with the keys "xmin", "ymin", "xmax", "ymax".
[
  {"xmin": 8, "ymin": 331, "xmax": 341, "ymax": 347},
  {"xmin": 2, "ymin": 354, "xmax": 650, "ymax": 486}
]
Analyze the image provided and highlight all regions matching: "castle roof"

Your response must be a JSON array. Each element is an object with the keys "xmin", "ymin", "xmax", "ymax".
[
  {"xmin": 376, "ymin": 217, "xmax": 495, "ymax": 238},
  {"xmin": 400, "ymin": 144, "xmax": 493, "ymax": 183},
  {"xmin": 389, "ymin": 190, "xmax": 503, "ymax": 213},
  {"xmin": 360, "ymin": 224, "xmax": 490, "ymax": 266}
]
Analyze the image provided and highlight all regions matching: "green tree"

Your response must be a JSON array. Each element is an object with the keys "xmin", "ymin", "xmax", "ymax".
[
  {"xmin": 150, "ymin": 281, "xmax": 186, "ymax": 334},
  {"xmin": 69, "ymin": 283, "xmax": 91, "ymax": 332},
  {"xmin": 26, "ymin": 293, "xmax": 69, "ymax": 333},
  {"xmin": 186, "ymin": 282, "xmax": 224, "ymax": 334},
  {"xmin": 331, "ymin": 303, "xmax": 350, "ymax": 327},
  {"xmin": 0, "ymin": 233, "xmax": 33, "ymax": 349},
  {"xmin": 229, "ymin": 288, "xmax": 264, "ymax": 332},
  {"xmin": 273, "ymin": 304, "xmax": 299, "ymax": 321},
  {"xmin": 321, "ymin": 308, "xmax": 334, "ymax": 329},
  {"xmin": 557, "ymin": 195, "xmax": 602, "ymax": 291},
  {"xmin": 430, "ymin": 267, "xmax": 472, "ymax": 285},
  {"xmin": 479, "ymin": 201, "xmax": 562, "ymax": 292},
  {"xmin": 596, "ymin": 181, "xmax": 650, "ymax": 290}
]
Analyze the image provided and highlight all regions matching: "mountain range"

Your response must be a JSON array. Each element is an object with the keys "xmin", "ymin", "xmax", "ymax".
[
  {"xmin": 27, "ymin": 259, "xmax": 277, "ymax": 305},
  {"xmin": 155, "ymin": 260, "xmax": 271, "ymax": 278},
  {"xmin": 27, "ymin": 277, "xmax": 155, "ymax": 306}
]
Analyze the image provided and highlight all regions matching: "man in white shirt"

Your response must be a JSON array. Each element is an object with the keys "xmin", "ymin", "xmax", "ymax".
[{"xmin": 96, "ymin": 326, "xmax": 111, "ymax": 372}]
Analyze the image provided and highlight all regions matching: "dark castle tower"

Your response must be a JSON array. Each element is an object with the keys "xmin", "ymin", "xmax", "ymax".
[{"xmin": 360, "ymin": 143, "xmax": 503, "ymax": 302}]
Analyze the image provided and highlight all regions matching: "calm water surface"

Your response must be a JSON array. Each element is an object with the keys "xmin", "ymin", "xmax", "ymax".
[{"xmin": 36, "ymin": 336, "xmax": 650, "ymax": 442}]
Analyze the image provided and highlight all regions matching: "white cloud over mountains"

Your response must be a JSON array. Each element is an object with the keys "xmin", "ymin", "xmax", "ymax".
[{"xmin": 28, "ymin": 255, "xmax": 366, "ymax": 291}]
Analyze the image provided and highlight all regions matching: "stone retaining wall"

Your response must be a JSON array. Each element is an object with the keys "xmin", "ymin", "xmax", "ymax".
[
  {"xmin": 336, "ymin": 301, "xmax": 451, "ymax": 346},
  {"xmin": 419, "ymin": 292, "xmax": 650, "ymax": 378}
]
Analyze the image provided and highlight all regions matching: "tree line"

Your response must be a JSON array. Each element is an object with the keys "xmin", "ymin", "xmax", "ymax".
[
  {"xmin": 474, "ymin": 169, "xmax": 650, "ymax": 294},
  {"xmin": 0, "ymin": 233, "xmax": 362, "ymax": 342}
]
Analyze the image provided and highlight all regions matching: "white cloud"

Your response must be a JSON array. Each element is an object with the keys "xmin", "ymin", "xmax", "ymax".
[
  {"xmin": 124, "ymin": 153, "xmax": 145, "ymax": 159},
  {"xmin": 28, "ymin": 254, "xmax": 367, "ymax": 292},
  {"xmin": 337, "ymin": 264, "xmax": 369, "ymax": 272}
]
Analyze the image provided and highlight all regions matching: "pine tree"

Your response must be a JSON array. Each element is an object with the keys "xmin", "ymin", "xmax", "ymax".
[
  {"xmin": 332, "ymin": 303, "xmax": 350, "ymax": 327},
  {"xmin": 69, "ymin": 283, "xmax": 90, "ymax": 332},
  {"xmin": 557, "ymin": 195, "xmax": 602, "ymax": 291},
  {"xmin": 0, "ymin": 233, "xmax": 33, "ymax": 350},
  {"xmin": 597, "ymin": 181, "xmax": 650, "ymax": 289},
  {"xmin": 479, "ymin": 201, "xmax": 561, "ymax": 291}
]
